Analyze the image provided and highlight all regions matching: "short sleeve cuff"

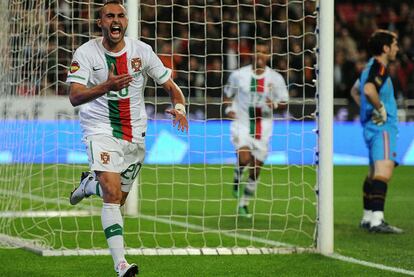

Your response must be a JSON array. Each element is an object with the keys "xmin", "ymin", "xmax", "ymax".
[
  {"xmin": 66, "ymin": 74, "xmax": 88, "ymax": 86},
  {"xmin": 155, "ymin": 68, "xmax": 172, "ymax": 85}
]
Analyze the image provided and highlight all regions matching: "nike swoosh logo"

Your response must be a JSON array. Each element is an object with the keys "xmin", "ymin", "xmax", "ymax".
[
  {"xmin": 110, "ymin": 228, "xmax": 121, "ymax": 233},
  {"xmin": 92, "ymin": 66, "xmax": 103, "ymax": 71}
]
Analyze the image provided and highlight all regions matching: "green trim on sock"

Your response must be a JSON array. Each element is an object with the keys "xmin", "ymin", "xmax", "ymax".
[{"xmin": 104, "ymin": 223, "xmax": 123, "ymax": 239}]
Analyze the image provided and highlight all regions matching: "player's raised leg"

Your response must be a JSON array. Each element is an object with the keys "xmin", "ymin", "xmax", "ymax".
[
  {"xmin": 70, "ymin": 171, "xmax": 103, "ymax": 205},
  {"xmin": 233, "ymin": 147, "xmax": 251, "ymax": 198},
  {"xmin": 238, "ymin": 157, "xmax": 263, "ymax": 218}
]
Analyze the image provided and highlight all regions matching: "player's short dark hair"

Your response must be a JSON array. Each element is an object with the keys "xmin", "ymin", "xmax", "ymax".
[
  {"xmin": 255, "ymin": 39, "xmax": 270, "ymax": 47},
  {"xmin": 255, "ymin": 39, "xmax": 270, "ymax": 52},
  {"xmin": 99, "ymin": 0, "xmax": 125, "ymax": 19},
  {"xmin": 368, "ymin": 30, "xmax": 397, "ymax": 56}
]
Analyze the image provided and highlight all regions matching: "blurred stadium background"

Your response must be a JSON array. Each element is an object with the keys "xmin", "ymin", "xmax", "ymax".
[{"xmin": 2, "ymin": 1, "xmax": 414, "ymax": 120}]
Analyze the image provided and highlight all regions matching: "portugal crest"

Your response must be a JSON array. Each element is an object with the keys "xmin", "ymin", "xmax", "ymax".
[
  {"xmin": 100, "ymin": 152, "xmax": 110, "ymax": 165},
  {"xmin": 131, "ymin": 58, "xmax": 141, "ymax": 72}
]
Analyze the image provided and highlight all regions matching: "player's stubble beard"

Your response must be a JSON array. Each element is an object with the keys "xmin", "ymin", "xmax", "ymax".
[{"xmin": 102, "ymin": 23, "xmax": 128, "ymax": 50}]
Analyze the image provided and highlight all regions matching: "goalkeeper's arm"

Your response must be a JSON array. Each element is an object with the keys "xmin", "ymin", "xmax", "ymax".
[
  {"xmin": 364, "ymin": 82, "xmax": 387, "ymax": 125},
  {"xmin": 350, "ymin": 79, "xmax": 360, "ymax": 107}
]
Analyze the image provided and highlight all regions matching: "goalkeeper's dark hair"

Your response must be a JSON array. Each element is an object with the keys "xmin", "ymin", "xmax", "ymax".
[{"xmin": 368, "ymin": 30, "xmax": 397, "ymax": 56}]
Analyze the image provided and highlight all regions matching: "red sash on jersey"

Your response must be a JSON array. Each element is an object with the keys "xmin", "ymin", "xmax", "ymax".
[
  {"xmin": 105, "ymin": 53, "xmax": 133, "ymax": 142},
  {"xmin": 249, "ymin": 77, "xmax": 265, "ymax": 139}
]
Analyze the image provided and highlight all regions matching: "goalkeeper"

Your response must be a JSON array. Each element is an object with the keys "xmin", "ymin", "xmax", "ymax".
[
  {"xmin": 353, "ymin": 29, "xmax": 402, "ymax": 234},
  {"xmin": 66, "ymin": 1, "xmax": 188, "ymax": 276},
  {"xmin": 223, "ymin": 39, "xmax": 288, "ymax": 218}
]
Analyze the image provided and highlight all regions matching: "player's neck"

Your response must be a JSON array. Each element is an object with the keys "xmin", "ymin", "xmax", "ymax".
[
  {"xmin": 102, "ymin": 38, "xmax": 126, "ymax": 53},
  {"xmin": 375, "ymin": 55, "xmax": 388, "ymax": 67}
]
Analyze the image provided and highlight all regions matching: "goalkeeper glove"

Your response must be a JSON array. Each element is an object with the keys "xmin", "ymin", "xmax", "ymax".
[{"xmin": 372, "ymin": 102, "xmax": 387, "ymax": 125}]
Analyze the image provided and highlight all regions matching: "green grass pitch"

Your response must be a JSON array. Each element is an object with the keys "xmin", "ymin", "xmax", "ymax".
[{"xmin": 0, "ymin": 165, "xmax": 413, "ymax": 276}]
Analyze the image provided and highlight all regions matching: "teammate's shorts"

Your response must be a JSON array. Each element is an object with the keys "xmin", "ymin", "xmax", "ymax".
[
  {"xmin": 363, "ymin": 124, "xmax": 398, "ymax": 165},
  {"xmin": 84, "ymin": 134, "xmax": 145, "ymax": 192},
  {"xmin": 230, "ymin": 118, "xmax": 272, "ymax": 162}
]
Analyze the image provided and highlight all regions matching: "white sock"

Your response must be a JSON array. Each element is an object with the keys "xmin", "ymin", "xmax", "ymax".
[
  {"xmin": 245, "ymin": 177, "xmax": 257, "ymax": 194},
  {"xmin": 371, "ymin": 211, "xmax": 384, "ymax": 227},
  {"xmin": 239, "ymin": 177, "xmax": 257, "ymax": 207},
  {"xmin": 85, "ymin": 173, "xmax": 103, "ymax": 197},
  {"xmin": 102, "ymin": 203, "xmax": 126, "ymax": 270},
  {"xmin": 362, "ymin": 209, "xmax": 372, "ymax": 223},
  {"xmin": 234, "ymin": 166, "xmax": 245, "ymax": 183}
]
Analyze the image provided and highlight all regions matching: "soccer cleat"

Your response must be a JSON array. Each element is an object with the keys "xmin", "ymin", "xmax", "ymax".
[
  {"xmin": 369, "ymin": 221, "xmax": 403, "ymax": 234},
  {"xmin": 69, "ymin": 171, "xmax": 92, "ymax": 205},
  {"xmin": 117, "ymin": 261, "xmax": 139, "ymax": 277},
  {"xmin": 238, "ymin": 205, "xmax": 252, "ymax": 218},
  {"xmin": 359, "ymin": 220, "xmax": 370, "ymax": 230}
]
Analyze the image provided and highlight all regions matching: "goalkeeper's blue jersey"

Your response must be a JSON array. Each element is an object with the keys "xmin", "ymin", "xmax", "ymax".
[{"xmin": 358, "ymin": 57, "xmax": 397, "ymax": 128}]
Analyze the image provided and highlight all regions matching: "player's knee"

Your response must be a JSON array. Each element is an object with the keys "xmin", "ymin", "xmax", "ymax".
[
  {"xmin": 238, "ymin": 152, "xmax": 251, "ymax": 165},
  {"xmin": 373, "ymin": 173, "xmax": 391, "ymax": 183},
  {"xmin": 103, "ymin": 186, "xmax": 123, "ymax": 203},
  {"xmin": 120, "ymin": 194, "xmax": 128, "ymax": 206}
]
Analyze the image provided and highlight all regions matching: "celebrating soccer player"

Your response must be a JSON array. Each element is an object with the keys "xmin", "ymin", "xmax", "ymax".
[
  {"xmin": 354, "ymin": 30, "xmax": 402, "ymax": 234},
  {"xmin": 223, "ymin": 39, "xmax": 288, "ymax": 218},
  {"xmin": 66, "ymin": 1, "xmax": 188, "ymax": 276}
]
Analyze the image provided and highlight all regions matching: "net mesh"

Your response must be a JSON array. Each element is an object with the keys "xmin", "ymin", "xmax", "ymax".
[{"xmin": 0, "ymin": 0, "xmax": 318, "ymax": 254}]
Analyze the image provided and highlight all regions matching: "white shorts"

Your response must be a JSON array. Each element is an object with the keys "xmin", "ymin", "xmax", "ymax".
[
  {"xmin": 85, "ymin": 134, "xmax": 145, "ymax": 192},
  {"xmin": 230, "ymin": 118, "xmax": 272, "ymax": 162}
]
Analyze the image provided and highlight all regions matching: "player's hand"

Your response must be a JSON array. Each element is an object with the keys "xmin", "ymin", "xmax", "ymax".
[
  {"xmin": 106, "ymin": 64, "xmax": 133, "ymax": 91},
  {"xmin": 227, "ymin": 111, "xmax": 236, "ymax": 119},
  {"xmin": 166, "ymin": 109, "xmax": 189, "ymax": 133},
  {"xmin": 266, "ymin": 98, "xmax": 278, "ymax": 110},
  {"xmin": 372, "ymin": 102, "xmax": 387, "ymax": 125},
  {"xmin": 225, "ymin": 105, "xmax": 236, "ymax": 119}
]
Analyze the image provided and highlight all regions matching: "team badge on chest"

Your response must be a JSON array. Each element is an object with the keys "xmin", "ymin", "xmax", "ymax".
[{"xmin": 131, "ymin": 58, "xmax": 141, "ymax": 72}]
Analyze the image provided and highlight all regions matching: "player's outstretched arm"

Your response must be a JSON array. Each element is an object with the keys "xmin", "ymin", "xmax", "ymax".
[
  {"xmin": 69, "ymin": 64, "xmax": 133, "ymax": 106},
  {"xmin": 162, "ymin": 78, "xmax": 189, "ymax": 132}
]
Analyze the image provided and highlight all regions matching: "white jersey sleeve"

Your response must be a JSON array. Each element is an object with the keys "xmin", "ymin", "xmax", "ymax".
[
  {"xmin": 143, "ymin": 45, "xmax": 172, "ymax": 85},
  {"xmin": 66, "ymin": 47, "xmax": 91, "ymax": 86},
  {"xmin": 224, "ymin": 71, "xmax": 239, "ymax": 98},
  {"xmin": 270, "ymin": 71, "xmax": 289, "ymax": 103}
]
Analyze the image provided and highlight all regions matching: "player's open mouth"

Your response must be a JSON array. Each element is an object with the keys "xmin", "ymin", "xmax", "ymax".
[{"xmin": 110, "ymin": 25, "xmax": 122, "ymax": 38}]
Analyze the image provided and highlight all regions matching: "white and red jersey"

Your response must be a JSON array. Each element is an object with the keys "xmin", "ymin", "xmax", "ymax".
[
  {"xmin": 66, "ymin": 37, "xmax": 171, "ymax": 143},
  {"xmin": 224, "ymin": 65, "xmax": 288, "ymax": 140}
]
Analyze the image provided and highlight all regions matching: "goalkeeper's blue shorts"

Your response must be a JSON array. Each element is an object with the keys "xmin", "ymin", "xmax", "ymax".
[{"xmin": 363, "ymin": 123, "xmax": 398, "ymax": 165}]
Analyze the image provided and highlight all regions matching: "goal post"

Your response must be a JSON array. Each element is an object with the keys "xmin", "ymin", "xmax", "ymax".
[
  {"xmin": 0, "ymin": 0, "xmax": 333, "ymax": 256},
  {"xmin": 124, "ymin": 0, "xmax": 140, "ymax": 217},
  {"xmin": 317, "ymin": 0, "xmax": 334, "ymax": 255}
]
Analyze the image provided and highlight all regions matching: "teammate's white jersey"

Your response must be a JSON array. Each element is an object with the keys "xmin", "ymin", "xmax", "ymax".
[
  {"xmin": 67, "ymin": 37, "xmax": 171, "ymax": 143},
  {"xmin": 224, "ymin": 65, "xmax": 288, "ymax": 140}
]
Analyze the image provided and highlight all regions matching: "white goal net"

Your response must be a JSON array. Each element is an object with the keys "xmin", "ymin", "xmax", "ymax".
[{"xmin": 0, "ymin": 0, "xmax": 328, "ymax": 256}]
